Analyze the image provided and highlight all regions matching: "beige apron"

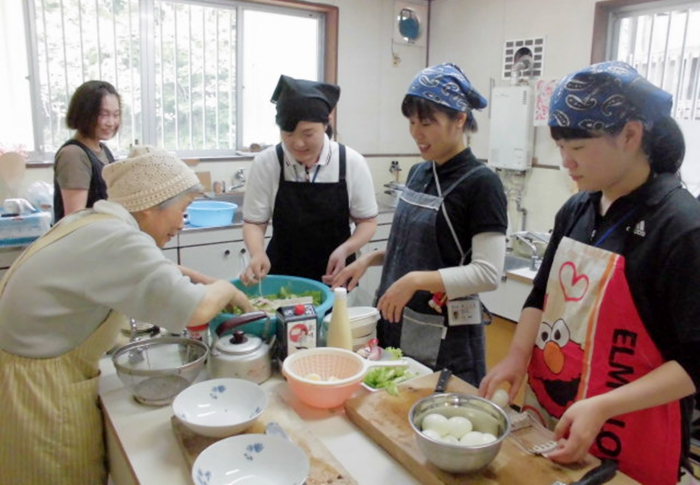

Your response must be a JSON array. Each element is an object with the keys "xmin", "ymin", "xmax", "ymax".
[{"xmin": 0, "ymin": 213, "xmax": 127, "ymax": 485}]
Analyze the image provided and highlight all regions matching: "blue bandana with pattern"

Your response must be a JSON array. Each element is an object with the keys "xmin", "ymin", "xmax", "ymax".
[
  {"xmin": 407, "ymin": 63, "xmax": 487, "ymax": 113},
  {"xmin": 548, "ymin": 61, "xmax": 672, "ymax": 131}
]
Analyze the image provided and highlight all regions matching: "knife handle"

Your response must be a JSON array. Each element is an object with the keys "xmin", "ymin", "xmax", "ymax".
[
  {"xmin": 434, "ymin": 368, "xmax": 452, "ymax": 393},
  {"xmin": 571, "ymin": 459, "xmax": 618, "ymax": 485}
]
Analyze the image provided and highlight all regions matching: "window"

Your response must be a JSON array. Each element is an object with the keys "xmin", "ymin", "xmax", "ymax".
[
  {"xmin": 594, "ymin": 1, "xmax": 700, "ymax": 121},
  {"xmin": 3, "ymin": 0, "xmax": 337, "ymax": 161}
]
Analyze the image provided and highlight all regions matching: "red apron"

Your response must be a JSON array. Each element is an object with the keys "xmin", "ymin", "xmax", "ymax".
[{"xmin": 524, "ymin": 236, "xmax": 681, "ymax": 485}]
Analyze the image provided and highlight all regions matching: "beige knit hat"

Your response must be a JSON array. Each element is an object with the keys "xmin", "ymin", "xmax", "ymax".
[{"xmin": 102, "ymin": 145, "xmax": 201, "ymax": 212}]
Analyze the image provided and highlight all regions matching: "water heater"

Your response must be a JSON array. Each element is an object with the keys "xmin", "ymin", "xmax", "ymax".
[{"xmin": 488, "ymin": 86, "xmax": 534, "ymax": 171}]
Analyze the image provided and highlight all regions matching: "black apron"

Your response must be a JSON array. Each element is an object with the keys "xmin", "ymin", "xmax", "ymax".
[
  {"xmin": 266, "ymin": 143, "xmax": 355, "ymax": 282},
  {"xmin": 376, "ymin": 162, "xmax": 489, "ymax": 386},
  {"xmin": 53, "ymin": 139, "xmax": 114, "ymax": 221}
]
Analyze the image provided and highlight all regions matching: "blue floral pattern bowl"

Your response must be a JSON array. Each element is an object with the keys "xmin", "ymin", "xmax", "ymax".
[
  {"xmin": 192, "ymin": 434, "xmax": 309, "ymax": 485},
  {"xmin": 172, "ymin": 378, "xmax": 267, "ymax": 438}
]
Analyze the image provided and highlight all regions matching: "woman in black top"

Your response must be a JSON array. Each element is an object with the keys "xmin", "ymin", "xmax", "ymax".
[
  {"xmin": 480, "ymin": 61, "xmax": 700, "ymax": 485},
  {"xmin": 333, "ymin": 63, "xmax": 507, "ymax": 385},
  {"xmin": 54, "ymin": 80, "xmax": 121, "ymax": 221}
]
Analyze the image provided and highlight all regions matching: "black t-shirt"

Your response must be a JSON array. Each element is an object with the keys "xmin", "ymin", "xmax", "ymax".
[
  {"xmin": 404, "ymin": 148, "xmax": 508, "ymax": 267},
  {"xmin": 524, "ymin": 173, "xmax": 700, "ymax": 465}
]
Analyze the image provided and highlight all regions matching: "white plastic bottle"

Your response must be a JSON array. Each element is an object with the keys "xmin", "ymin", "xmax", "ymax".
[{"xmin": 326, "ymin": 287, "xmax": 353, "ymax": 350}]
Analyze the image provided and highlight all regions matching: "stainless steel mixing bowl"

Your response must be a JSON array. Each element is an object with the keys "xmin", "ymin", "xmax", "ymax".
[
  {"xmin": 112, "ymin": 336, "xmax": 208, "ymax": 406},
  {"xmin": 408, "ymin": 393, "xmax": 511, "ymax": 474}
]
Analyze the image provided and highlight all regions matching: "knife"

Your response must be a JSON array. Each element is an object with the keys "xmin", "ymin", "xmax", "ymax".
[
  {"xmin": 552, "ymin": 459, "xmax": 618, "ymax": 485},
  {"xmin": 434, "ymin": 368, "xmax": 452, "ymax": 393}
]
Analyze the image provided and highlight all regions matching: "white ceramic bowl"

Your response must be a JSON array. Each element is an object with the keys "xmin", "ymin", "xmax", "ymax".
[
  {"xmin": 172, "ymin": 378, "xmax": 267, "ymax": 438},
  {"xmin": 323, "ymin": 306, "xmax": 379, "ymax": 338},
  {"xmin": 192, "ymin": 434, "xmax": 309, "ymax": 485}
]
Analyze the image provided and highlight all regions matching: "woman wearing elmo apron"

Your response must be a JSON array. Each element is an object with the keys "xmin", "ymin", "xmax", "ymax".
[
  {"xmin": 241, "ymin": 75, "xmax": 378, "ymax": 285},
  {"xmin": 333, "ymin": 63, "xmax": 508, "ymax": 386},
  {"xmin": 480, "ymin": 61, "xmax": 700, "ymax": 485}
]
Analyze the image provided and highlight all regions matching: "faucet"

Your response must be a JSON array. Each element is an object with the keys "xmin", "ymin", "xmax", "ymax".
[
  {"xmin": 235, "ymin": 168, "xmax": 246, "ymax": 183},
  {"xmin": 511, "ymin": 233, "xmax": 541, "ymax": 271}
]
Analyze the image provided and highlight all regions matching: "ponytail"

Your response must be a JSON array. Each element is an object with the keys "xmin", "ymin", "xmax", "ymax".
[{"xmin": 643, "ymin": 117, "xmax": 685, "ymax": 174}]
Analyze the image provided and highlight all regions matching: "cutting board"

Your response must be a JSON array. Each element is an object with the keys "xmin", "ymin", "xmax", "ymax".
[
  {"xmin": 172, "ymin": 391, "xmax": 356, "ymax": 485},
  {"xmin": 344, "ymin": 372, "xmax": 640, "ymax": 485}
]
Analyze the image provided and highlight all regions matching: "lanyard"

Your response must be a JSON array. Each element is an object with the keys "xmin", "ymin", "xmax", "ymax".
[
  {"xmin": 310, "ymin": 165, "xmax": 321, "ymax": 183},
  {"xmin": 592, "ymin": 206, "xmax": 639, "ymax": 247}
]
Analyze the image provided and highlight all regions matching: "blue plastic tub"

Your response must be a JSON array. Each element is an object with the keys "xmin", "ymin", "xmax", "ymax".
[
  {"xmin": 187, "ymin": 201, "xmax": 237, "ymax": 227},
  {"xmin": 209, "ymin": 275, "xmax": 334, "ymax": 341}
]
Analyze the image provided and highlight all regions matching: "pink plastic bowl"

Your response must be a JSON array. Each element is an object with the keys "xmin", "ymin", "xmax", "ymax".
[{"xmin": 282, "ymin": 347, "xmax": 405, "ymax": 409}]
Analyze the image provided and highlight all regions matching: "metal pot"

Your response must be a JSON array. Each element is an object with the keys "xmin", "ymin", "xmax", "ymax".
[{"xmin": 208, "ymin": 311, "xmax": 272, "ymax": 384}]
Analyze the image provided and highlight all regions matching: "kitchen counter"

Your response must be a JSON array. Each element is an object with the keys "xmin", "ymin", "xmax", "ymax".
[
  {"xmin": 99, "ymin": 358, "xmax": 421, "ymax": 485},
  {"xmin": 100, "ymin": 357, "xmax": 640, "ymax": 485}
]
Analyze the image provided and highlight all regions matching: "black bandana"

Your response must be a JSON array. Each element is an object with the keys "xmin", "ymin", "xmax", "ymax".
[{"xmin": 271, "ymin": 75, "xmax": 340, "ymax": 132}]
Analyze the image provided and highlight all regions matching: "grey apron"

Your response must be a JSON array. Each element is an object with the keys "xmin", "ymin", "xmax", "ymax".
[{"xmin": 376, "ymin": 162, "xmax": 488, "ymax": 386}]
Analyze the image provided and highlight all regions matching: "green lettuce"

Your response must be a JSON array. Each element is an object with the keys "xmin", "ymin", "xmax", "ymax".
[{"xmin": 363, "ymin": 347, "xmax": 417, "ymax": 396}]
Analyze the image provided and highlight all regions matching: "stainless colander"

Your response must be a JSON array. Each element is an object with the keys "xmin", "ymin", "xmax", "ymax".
[{"xmin": 111, "ymin": 336, "xmax": 208, "ymax": 406}]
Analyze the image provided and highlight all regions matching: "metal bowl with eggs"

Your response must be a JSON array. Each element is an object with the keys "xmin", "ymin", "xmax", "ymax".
[{"xmin": 408, "ymin": 393, "xmax": 511, "ymax": 474}]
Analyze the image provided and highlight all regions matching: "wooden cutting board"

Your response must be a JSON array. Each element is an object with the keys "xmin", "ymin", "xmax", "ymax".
[
  {"xmin": 344, "ymin": 372, "xmax": 640, "ymax": 485},
  {"xmin": 172, "ymin": 391, "xmax": 356, "ymax": 485}
]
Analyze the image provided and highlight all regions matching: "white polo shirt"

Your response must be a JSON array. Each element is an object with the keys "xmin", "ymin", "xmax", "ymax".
[{"xmin": 243, "ymin": 135, "xmax": 378, "ymax": 224}]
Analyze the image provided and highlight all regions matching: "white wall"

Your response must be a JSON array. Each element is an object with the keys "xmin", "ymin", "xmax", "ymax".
[{"xmin": 429, "ymin": 0, "xmax": 599, "ymax": 233}]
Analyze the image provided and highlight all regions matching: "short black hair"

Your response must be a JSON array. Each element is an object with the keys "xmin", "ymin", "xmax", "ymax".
[
  {"xmin": 401, "ymin": 94, "xmax": 477, "ymax": 133},
  {"xmin": 66, "ymin": 80, "xmax": 121, "ymax": 138},
  {"xmin": 550, "ymin": 118, "xmax": 685, "ymax": 175}
]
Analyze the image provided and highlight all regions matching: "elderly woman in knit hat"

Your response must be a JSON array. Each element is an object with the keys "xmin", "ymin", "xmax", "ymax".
[
  {"xmin": 0, "ymin": 146, "xmax": 252, "ymax": 485},
  {"xmin": 241, "ymin": 74, "xmax": 378, "ymax": 285},
  {"xmin": 480, "ymin": 61, "xmax": 700, "ymax": 485},
  {"xmin": 333, "ymin": 63, "xmax": 508, "ymax": 386}
]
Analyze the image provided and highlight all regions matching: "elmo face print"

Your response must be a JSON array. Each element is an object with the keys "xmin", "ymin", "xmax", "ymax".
[{"xmin": 528, "ymin": 318, "xmax": 583, "ymax": 418}]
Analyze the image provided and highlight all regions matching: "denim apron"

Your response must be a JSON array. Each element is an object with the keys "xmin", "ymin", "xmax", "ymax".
[
  {"xmin": 266, "ymin": 143, "xmax": 355, "ymax": 282},
  {"xmin": 377, "ymin": 162, "xmax": 488, "ymax": 385}
]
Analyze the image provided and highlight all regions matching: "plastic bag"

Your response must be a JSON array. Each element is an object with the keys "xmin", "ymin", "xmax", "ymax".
[{"xmin": 24, "ymin": 181, "xmax": 54, "ymax": 213}]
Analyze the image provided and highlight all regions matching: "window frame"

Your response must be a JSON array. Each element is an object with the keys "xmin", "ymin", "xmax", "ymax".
[{"xmin": 21, "ymin": 0, "xmax": 339, "ymax": 163}]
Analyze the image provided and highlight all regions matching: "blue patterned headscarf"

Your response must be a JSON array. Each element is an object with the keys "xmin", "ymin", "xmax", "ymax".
[
  {"xmin": 548, "ymin": 61, "xmax": 672, "ymax": 131},
  {"xmin": 407, "ymin": 63, "xmax": 487, "ymax": 113}
]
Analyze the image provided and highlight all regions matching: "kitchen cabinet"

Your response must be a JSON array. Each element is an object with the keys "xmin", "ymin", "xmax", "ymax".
[
  {"xmin": 0, "ymin": 247, "xmax": 24, "ymax": 280},
  {"xmin": 179, "ymin": 240, "xmax": 247, "ymax": 280},
  {"xmin": 175, "ymin": 224, "xmax": 271, "ymax": 281},
  {"xmin": 480, "ymin": 267, "xmax": 535, "ymax": 322},
  {"xmin": 350, "ymin": 210, "xmax": 394, "ymax": 307}
]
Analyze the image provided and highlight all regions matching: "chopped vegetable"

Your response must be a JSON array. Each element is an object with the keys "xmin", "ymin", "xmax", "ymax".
[
  {"xmin": 363, "ymin": 347, "xmax": 417, "ymax": 396},
  {"xmin": 224, "ymin": 285, "xmax": 323, "ymax": 314}
]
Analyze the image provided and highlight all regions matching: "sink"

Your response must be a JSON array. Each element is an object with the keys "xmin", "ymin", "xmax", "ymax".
[
  {"xmin": 192, "ymin": 192, "xmax": 245, "ymax": 225},
  {"xmin": 198, "ymin": 192, "xmax": 245, "ymax": 206},
  {"xmin": 504, "ymin": 253, "xmax": 530, "ymax": 271}
]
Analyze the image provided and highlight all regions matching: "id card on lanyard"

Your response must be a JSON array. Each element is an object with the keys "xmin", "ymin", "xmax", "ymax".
[
  {"xmin": 447, "ymin": 295, "xmax": 482, "ymax": 325},
  {"xmin": 433, "ymin": 163, "xmax": 483, "ymax": 326}
]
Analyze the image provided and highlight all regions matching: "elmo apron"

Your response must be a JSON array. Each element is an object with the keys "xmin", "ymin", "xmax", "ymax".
[{"xmin": 524, "ymin": 236, "xmax": 681, "ymax": 485}]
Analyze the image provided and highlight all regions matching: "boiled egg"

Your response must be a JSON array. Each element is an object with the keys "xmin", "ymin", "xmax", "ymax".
[
  {"xmin": 459, "ymin": 431, "xmax": 484, "ymax": 446},
  {"xmin": 304, "ymin": 373, "xmax": 323, "ymax": 381},
  {"xmin": 421, "ymin": 428, "xmax": 442, "ymax": 441},
  {"xmin": 446, "ymin": 416, "xmax": 473, "ymax": 439},
  {"xmin": 481, "ymin": 433, "xmax": 497, "ymax": 444},
  {"xmin": 491, "ymin": 388, "xmax": 509, "ymax": 409},
  {"xmin": 421, "ymin": 413, "xmax": 450, "ymax": 437},
  {"xmin": 440, "ymin": 435, "xmax": 460, "ymax": 445}
]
